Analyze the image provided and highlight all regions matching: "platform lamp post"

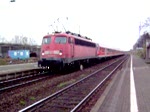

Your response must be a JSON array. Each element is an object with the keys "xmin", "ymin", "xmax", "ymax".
[
  {"xmin": 139, "ymin": 22, "xmax": 142, "ymax": 46},
  {"xmin": 145, "ymin": 18, "xmax": 150, "ymax": 61},
  {"xmin": 145, "ymin": 33, "xmax": 150, "ymax": 61}
]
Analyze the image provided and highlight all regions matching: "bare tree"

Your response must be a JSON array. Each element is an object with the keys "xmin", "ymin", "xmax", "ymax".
[
  {"xmin": 143, "ymin": 17, "xmax": 150, "ymax": 28},
  {"xmin": 28, "ymin": 37, "xmax": 37, "ymax": 45},
  {"xmin": 22, "ymin": 36, "xmax": 28, "ymax": 45},
  {"xmin": 0, "ymin": 37, "xmax": 7, "ymax": 43},
  {"xmin": 139, "ymin": 17, "xmax": 150, "ymax": 33},
  {"xmin": 11, "ymin": 35, "xmax": 20, "ymax": 44},
  {"xmin": 11, "ymin": 35, "xmax": 37, "ymax": 45}
]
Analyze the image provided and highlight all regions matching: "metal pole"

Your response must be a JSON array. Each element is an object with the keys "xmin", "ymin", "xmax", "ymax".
[
  {"xmin": 50, "ymin": 24, "xmax": 55, "ymax": 32},
  {"xmin": 57, "ymin": 18, "xmax": 66, "ymax": 32}
]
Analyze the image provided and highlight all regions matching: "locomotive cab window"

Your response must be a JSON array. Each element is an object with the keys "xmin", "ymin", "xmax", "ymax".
[
  {"xmin": 55, "ymin": 36, "xmax": 67, "ymax": 44},
  {"xmin": 42, "ymin": 37, "xmax": 51, "ymax": 44}
]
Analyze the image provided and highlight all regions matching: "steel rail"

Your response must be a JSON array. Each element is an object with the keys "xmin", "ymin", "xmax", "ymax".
[
  {"xmin": 0, "ymin": 69, "xmax": 43, "ymax": 81},
  {"xmin": 0, "ymin": 71, "xmax": 49, "ymax": 93},
  {"xmin": 0, "ymin": 71, "xmax": 45, "ymax": 84}
]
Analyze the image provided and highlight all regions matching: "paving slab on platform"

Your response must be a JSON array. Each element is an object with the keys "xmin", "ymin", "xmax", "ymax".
[{"xmin": 0, "ymin": 63, "xmax": 38, "ymax": 74}]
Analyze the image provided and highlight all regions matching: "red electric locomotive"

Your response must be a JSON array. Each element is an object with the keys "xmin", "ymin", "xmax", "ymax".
[{"xmin": 38, "ymin": 31, "xmax": 99, "ymax": 70}]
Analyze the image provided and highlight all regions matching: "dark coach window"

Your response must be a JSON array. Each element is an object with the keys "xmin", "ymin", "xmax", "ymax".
[{"xmin": 75, "ymin": 38, "xmax": 96, "ymax": 47}]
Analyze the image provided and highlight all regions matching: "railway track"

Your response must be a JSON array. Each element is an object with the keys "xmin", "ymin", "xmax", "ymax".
[
  {"xmin": 0, "ymin": 56, "xmax": 122, "ymax": 93},
  {"xmin": 0, "ymin": 69, "xmax": 49, "ymax": 93},
  {"xmin": 19, "ymin": 56, "xmax": 128, "ymax": 112}
]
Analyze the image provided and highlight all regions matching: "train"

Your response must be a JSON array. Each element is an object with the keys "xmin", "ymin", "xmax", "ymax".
[{"xmin": 38, "ymin": 31, "xmax": 123, "ymax": 71}]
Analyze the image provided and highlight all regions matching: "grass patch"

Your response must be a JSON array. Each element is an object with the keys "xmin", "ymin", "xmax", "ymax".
[
  {"xmin": 57, "ymin": 79, "xmax": 76, "ymax": 88},
  {"xmin": 80, "ymin": 74, "xmax": 86, "ymax": 78},
  {"xmin": 29, "ymin": 96, "xmax": 36, "ymax": 100},
  {"xmin": 0, "ymin": 58, "xmax": 7, "ymax": 65},
  {"xmin": 20, "ymin": 100, "xmax": 26, "ymax": 106}
]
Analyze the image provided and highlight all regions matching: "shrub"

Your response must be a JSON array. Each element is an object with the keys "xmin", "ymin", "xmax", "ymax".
[{"xmin": 0, "ymin": 58, "xmax": 7, "ymax": 65}]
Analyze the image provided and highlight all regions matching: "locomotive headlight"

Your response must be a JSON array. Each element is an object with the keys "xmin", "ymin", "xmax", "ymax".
[
  {"xmin": 59, "ymin": 50, "xmax": 62, "ymax": 55},
  {"xmin": 59, "ymin": 52, "xmax": 62, "ymax": 55},
  {"xmin": 42, "ymin": 52, "xmax": 45, "ymax": 55}
]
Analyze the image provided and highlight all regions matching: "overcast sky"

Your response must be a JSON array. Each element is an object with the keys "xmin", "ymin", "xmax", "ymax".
[{"xmin": 0, "ymin": 0, "xmax": 150, "ymax": 51}]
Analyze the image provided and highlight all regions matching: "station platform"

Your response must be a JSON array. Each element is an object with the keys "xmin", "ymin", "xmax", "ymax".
[
  {"xmin": 91, "ymin": 55, "xmax": 150, "ymax": 112},
  {"xmin": 0, "ymin": 63, "xmax": 38, "ymax": 74}
]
